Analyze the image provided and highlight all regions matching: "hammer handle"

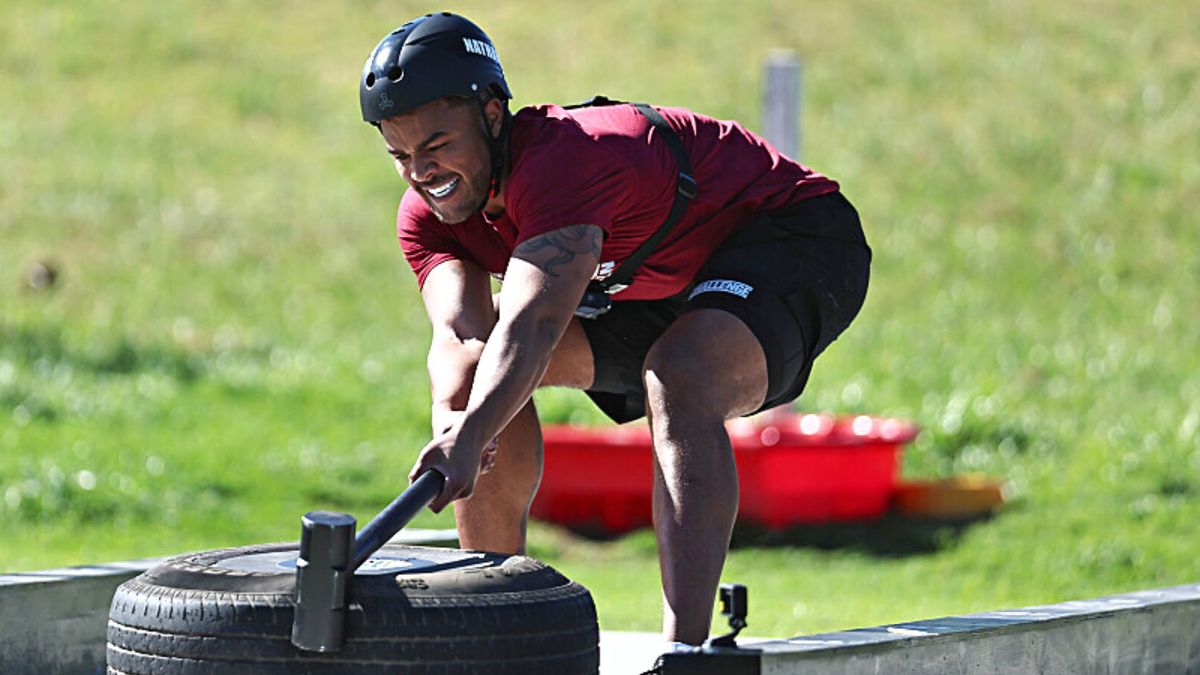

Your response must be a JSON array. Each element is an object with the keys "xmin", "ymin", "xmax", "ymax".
[{"xmin": 352, "ymin": 469, "xmax": 446, "ymax": 570}]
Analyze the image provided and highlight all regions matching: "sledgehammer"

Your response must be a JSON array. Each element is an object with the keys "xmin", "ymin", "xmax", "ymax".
[{"xmin": 290, "ymin": 469, "xmax": 446, "ymax": 652}]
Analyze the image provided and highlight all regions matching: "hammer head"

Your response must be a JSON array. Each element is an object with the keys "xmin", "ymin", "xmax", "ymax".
[{"xmin": 291, "ymin": 511, "xmax": 356, "ymax": 652}]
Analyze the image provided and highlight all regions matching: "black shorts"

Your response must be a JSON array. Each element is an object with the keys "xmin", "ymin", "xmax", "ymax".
[{"xmin": 579, "ymin": 191, "xmax": 871, "ymax": 423}]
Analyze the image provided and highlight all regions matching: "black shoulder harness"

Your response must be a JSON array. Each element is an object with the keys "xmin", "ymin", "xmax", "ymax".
[{"xmin": 563, "ymin": 96, "xmax": 698, "ymax": 317}]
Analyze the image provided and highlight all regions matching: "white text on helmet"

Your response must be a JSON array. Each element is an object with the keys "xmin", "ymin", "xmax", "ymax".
[{"xmin": 462, "ymin": 38, "xmax": 500, "ymax": 65}]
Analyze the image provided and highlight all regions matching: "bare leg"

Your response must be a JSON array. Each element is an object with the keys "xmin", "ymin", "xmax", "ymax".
[
  {"xmin": 651, "ymin": 416, "xmax": 739, "ymax": 644},
  {"xmin": 453, "ymin": 398, "xmax": 541, "ymax": 554},
  {"xmin": 642, "ymin": 310, "xmax": 768, "ymax": 645},
  {"xmin": 452, "ymin": 319, "xmax": 595, "ymax": 554}
]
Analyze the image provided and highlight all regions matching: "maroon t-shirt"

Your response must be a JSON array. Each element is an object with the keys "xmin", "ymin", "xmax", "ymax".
[{"xmin": 397, "ymin": 103, "xmax": 839, "ymax": 301}]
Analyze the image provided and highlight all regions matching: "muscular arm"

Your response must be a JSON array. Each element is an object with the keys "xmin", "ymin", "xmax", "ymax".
[
  {"xmin": 411, "ymin": 224, "xmax": 602, "ymax": 510},
  {"xmin": 420, "ymin": 260, "xmax": 497, "ymax": 433},
  {"xmin": 457, "ymin": 223, "xmax": 602, "ymax": 453}
]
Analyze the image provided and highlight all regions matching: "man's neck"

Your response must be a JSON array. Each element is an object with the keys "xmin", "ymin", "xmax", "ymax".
[{"xmin": 482, "ymin": 157, "xmax": 510, "ymax": 219}]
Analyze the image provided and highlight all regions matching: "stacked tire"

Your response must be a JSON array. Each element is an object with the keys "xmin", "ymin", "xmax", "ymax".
[{"xmin": 107, "ymin": 543, "xmax": 599, "ymax": 674}]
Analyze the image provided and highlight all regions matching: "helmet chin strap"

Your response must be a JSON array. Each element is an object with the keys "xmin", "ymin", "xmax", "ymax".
[{"xmin": 475, "ymin": 98, "xmax": 511, "ymax": 214}]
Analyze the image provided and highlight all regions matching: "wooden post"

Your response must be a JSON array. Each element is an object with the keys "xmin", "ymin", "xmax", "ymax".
[
  {"xmin": 762, "ymin": 51, "xmax": 802, "ymax": 161},
  {"xmin": 759, "ymin": 51, "xmax": 804, "ymax": 419}
]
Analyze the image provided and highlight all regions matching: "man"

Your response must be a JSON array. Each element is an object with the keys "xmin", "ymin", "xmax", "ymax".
[{"xmin": 360, "ymin": 13, "xmax": 871, "ymax": 647}]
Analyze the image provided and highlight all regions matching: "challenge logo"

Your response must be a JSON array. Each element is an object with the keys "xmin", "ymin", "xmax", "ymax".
[
  {"xmin": 462, "ymin": 37, "xmax": 500, "ymax": 65},
  {"xmin": 689, "ymin": 279, "xmax": 754, "ymax": 300}
]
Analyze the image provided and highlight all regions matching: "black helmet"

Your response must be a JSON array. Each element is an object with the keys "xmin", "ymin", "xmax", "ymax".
[{"xmin": 360, "ymin": 12, "xmax": 512, "ymax": 125}]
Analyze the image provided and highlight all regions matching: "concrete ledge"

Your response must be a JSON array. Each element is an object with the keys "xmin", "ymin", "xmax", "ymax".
[
  {"xmin": 659, "ymin": 583, "xmax": 1200, "ymax": 674},
  {"xmin": 0, "ymin": 559, "xmax": 162, "ymax": 675},
  {"xmin": 5, "ymin": 542, "xmax": 1196, "ymax": 675}
]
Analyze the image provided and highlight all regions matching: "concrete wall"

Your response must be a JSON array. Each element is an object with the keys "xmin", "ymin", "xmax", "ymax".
[
  {"xmin": 660, "ymin": 583, "xmax": 1200, "ymax": 674},
  {"xmin": 0, "ymin": 560, "xmax": 160, "ymax": 675}
]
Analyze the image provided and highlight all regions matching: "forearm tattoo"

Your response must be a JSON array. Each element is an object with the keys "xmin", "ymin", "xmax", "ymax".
[{"xmin": 513, "ymin": 224, "xmax": 603, "ymax": 277}]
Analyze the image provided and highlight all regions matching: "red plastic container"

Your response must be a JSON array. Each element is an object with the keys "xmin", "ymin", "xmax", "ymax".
[{"xmin": 530, "ymin": 414, "xmax": 918, "ymax": 535}]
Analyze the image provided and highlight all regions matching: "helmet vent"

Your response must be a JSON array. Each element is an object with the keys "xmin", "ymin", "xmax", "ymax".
[
  {"xmin": 365, "ymin": 72, "xmax": 376, "ymax": 87},
  {"xmin": 387, "ymin": 66, "xmax": 404, "ymax": 82}
]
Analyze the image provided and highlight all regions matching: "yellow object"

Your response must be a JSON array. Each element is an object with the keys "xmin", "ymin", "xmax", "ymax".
[{"xmin": 894, "ymin": 476, "xmax": 1005, "ymax": 519}]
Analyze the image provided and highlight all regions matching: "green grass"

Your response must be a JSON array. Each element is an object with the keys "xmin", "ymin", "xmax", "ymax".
[{"xmin": 3, "ymin": 0, "xmax": 1199, "ymax": 639}]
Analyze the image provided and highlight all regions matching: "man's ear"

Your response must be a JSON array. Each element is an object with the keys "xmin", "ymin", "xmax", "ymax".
[{"xmin": 483, "ymin": 97, "xmax": 505, "ymax": 139}]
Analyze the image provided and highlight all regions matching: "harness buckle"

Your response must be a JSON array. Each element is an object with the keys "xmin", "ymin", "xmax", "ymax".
[{"xmin": 677, "ymin": 173, "xmax": 698, "ymax": 200}]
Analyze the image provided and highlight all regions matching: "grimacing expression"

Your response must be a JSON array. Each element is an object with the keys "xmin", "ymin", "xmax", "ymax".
[{"xmin": 379, "ymin": 98, "xmax": 500, "ymax": 224}]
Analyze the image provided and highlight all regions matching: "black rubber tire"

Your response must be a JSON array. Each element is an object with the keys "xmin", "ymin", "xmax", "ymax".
[{"xmin": 106, "ymin": 543, "xmax": 598, "ymax": 674}]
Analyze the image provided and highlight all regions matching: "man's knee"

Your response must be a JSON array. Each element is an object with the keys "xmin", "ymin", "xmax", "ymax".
[
  {"xmin": 642, "ymin": 351, "xmax": 725, "ymax": 423},
  {"xmin": 642, "ymin": 310, "xmax": 768, "ymax": 420},
  {"xmin": 642, "ymin": 340, "xmax": 703, "ymax": 398}
]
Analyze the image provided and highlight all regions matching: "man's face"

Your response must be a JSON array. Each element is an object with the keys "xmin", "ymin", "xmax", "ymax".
[{"xmin": 379, "ymin": 98, "xmax": 496, "ymax": 224}]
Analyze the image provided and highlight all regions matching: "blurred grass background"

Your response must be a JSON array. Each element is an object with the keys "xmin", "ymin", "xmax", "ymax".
[{"xmin": 2, "ymin": 0, "xmax": 1198, "ymax": 638}]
